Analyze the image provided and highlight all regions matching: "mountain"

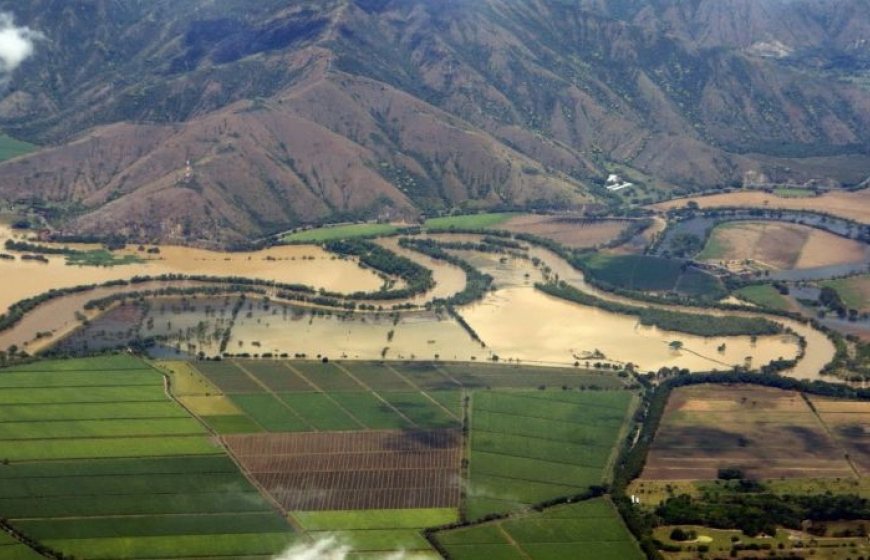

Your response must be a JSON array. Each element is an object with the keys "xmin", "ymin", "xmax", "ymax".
[{"xmin": 0, "ymin": 0, "xmax": 867, "ymax": 246}]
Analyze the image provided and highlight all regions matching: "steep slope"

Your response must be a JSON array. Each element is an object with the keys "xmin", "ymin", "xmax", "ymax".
[{"xmin": 0, "ymin": 0, "xmax": 866, "ymax": 245}]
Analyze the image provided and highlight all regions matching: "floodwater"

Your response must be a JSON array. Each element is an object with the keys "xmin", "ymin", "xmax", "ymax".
[
  {"xmin": 0, "ymin": 225, "xmax": 385, "ymax": 315},
  {"xmin": 0, "ymin": 226, "xmax": 838, "ymax": 379},
  {"xmin": 228, "ymin": 305, "xmax": 484, "ymax": 362},
  {"xmin": 520, "ymin": 244, "xmax": 834, "ymax": 379},
  {"xmin": 0, "ymin": 280, "xmax": 216, "ymax": 354},
  {"xmin": 374, "ymin": 237, "xmax": 467, "ymax": 303},
  {"xmin": 450, "ymin": 249, "xmax": 799, "ymax": 372}
]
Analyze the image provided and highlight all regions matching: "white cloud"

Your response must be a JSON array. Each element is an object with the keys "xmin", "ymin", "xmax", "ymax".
[
  {"xmin": 273, "ymin": 537, "xmax": 431, "ymax": 560},
  {"xmin": 0, "ymin": 12, "xmax": 42, "ymax": 75}
]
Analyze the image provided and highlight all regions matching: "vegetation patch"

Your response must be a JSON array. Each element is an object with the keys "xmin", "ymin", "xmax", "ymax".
[
  {"xmin": 0, "ymin": 134, "xmax": 37, "ymax": 162},
  {"xmin": 466, "ymin": 391, "xmax": 634, "ymax": 520},
  {"xmin": 283, "ymin": 222, "xmax": 400, "ymax": 243},
  {"xmin": 0, "ymin": 356, "xmax": 295, "ymax": 559},
  {"xmin": 734, "ymin": 284, "xmax": 792, "ymax": 311},
  {"xmin": 424, "ymin": 213, "xmax": 516, "ymax": 231},
  {"xmin": 435, "ymin": 498, "xmax": 644, "ymax": 560},
  {"xmin": 575, "ymin": 253, "xmax": 726, "ymax": 300}
]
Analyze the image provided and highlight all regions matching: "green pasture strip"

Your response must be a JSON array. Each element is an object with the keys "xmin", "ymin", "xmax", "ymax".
[
  {"xmin": 0, "ymin": 435, "xmax": 219, "ymax": 462},
  {"xmin": 0, "ymin": 472, "xmax": 249, "ymax": 500},
  {"xmin": 424, "ymin": 213, "xmax": 515, "ymax": 231},
  {"xmin": 229, "ymin": 393, "xmax": 309, "ymax": 432},
  {"xmin": 0, "ymin": 492, "xmax": 273, "ymax": 518},
  {"xmin": 774, "ymin": 187, "xmax": 815, "ymax": 198},
  {"xmin": 0, "ymin": 370, "xmax": 159, "ymax": 388},
  {"xmin": 436, "ymin": 524, "xmax": 511, "ymax": 545},
  {"xmin": 278, "ymin": 393, "xmax": 362, "ymax": 431},
  {"xmin": 473, "ymin": 450, "xmax": 607, "ymax": 486},
  {"xmin": 471, "ymin": 433, "xmax": 613, "ymax": 468},
  {"xmin": 2, "ymin": 355, "xmax": 148, "ymax": 372},
  {"xmin": 436, "ymin": 544, "xmax": 527, "ymax": 560},
  {"xmin": 0, "ymin": 543, "xmax": 44, "ymax": 560},
  {"xmin": 16, "ymin": 513, "xmax": 289, "ymax": 540},
  {"xmin": 284, "ymin": 222, "xmax": 400, "ymax": 242},
  {"xmin": 193, "ymin": 361, "xmax": 263, "ymax": 393},
  {"xmin": 734, "ymin": 284, "xmax": 791, "ymax": 311},
  {"xmin": 821, "ymin": 275, "xmax": 869, "ymax": 311},
  {"xmin": 0, "ymin": 417, "xmax": 205, "ymax": 441},
  {"xmin": 241, "ymin": 361, "xmax": 313, "ymax": 392},
  {"xmin": 341, "ymin": 363, "xmax": 415, "ymax": 391},
  {"xmin": 390, "ymin": 362, "xmax": 459, "ymax": 390},
  {"xmin": 308, "ymin": 529, "xmax": 430, "ymax": 552},
  {"xmin": 472, "ymin": 411, "xmax": 625, "ymax": 446},
  {"xmin": 0, "ymin": 456, "xmax": 237, "ymax": 479},
  {"xmin": 0, "ymin": 385, "xmax": 168, "ymax": 405},
  {"xmin": 45, "ymin": 532, "xmax": 295, "ymax": 560},
  {"xmin": 201, "ymin": 414, "xmax": 264, "ymax": 434},
  {"xmin": 328, "ymin": 392, "xmax": 411, "ymax": 429},
  {"xmin": 0, "ymin": 402, "xmax": 187, "ymax": 422},
  {"xmin": 379, "ymin": 392, "xmax": 459, "ymax": 428},
  {"xmin": 292, "ymin": 362, "xmax": 364, "ymax": 391},
  {"xmin": 0, "ymin": 134, "xmax": 37, "ymax": 162},
  {"xmin": 294, "ymin": 508, "xmax": 458, "ymax": 531},
  {"xmin": 427, "ymin": 390, "xmax": 463, "ymax": 417},
  {"xmin": 439, "ymin": 363, "xmax": 625, "ymax": 389}
]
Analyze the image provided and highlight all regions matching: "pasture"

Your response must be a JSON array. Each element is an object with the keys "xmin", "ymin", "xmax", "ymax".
[
  {"xmin": 435, "ymin": 498, "xmax": 644, "ymax": 560},
  {"xmin": 0, "ymin": 356, "xmax": 296, "ymax": 559},
  {"xmin": 697, "ymin": 221, "xmax": 866, "ymax": 271},
  {"xmin": 282, "ymin": 222, "xmax": 400, "ymax": 242},
  {"xmin": 733, "ymin": 284, "xmax": 792, "ymax": 311},
  {"xmin": 424, "ymin": 213, "xmax": 516, "ymax": 230},
  {"xmin": 641, "ymin": 384, "xmax": 865, "ymax": 482},
  {"xmin": 0, "ymin": 134, "xmax": 37, "ymax": 162},
  {"xmin": 466, "ymin": 391, "xmax": 635, "ymax": 519},
  {"xmin": 821, "ymin": 275, "xmax": 870, "ymax": 312}
]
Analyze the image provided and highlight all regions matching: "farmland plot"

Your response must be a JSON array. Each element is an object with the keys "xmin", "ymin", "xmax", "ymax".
[
  {"xmin": 0, "ymin": 357, "xmax": 295, "ymax": 559},
  {"xmin": 435, "ymin": 498, "xmax": 644, "ymax": 560},
  {"xmin": 466, "ymin": 391, "xmax": 635, "ymax": 519},
  {"xmin": 224, "ymin": 430, "xmax": 462, "ymax": 511},
  {"xmin": 642, "ymin": 385, "xmax": 858, "ymax": 481}
]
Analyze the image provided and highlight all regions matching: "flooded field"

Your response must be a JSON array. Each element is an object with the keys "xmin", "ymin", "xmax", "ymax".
[
  {"xmin": 448, "ymin": 249, "xmax": 799, "ymax": 372},
  {"xmin": 1, "ymin": 227, "xmax": 838, "ymax": 379},
  {"xmin": 0, "ymin": 225, "xmax": 385, "ymax": 315},
  {"xmin": 374, "ymin": 237, "xmax": 466, "ymax": 304},
  {"xmin": 227, "ymin": 304, "xmax": 483, "ymax": 362}
]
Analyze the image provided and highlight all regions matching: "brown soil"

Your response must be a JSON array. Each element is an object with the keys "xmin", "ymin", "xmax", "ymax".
[
  {"xmin": 224, "ymin": 430, "xmax": 462, "ymax": 510},
  {"xmin": 501, "ymin": 215, "xmax": 631, "ymax": 249},
  {"xmin": 642, "ymin": 385, "xmax": 857, "ymax": 480}
]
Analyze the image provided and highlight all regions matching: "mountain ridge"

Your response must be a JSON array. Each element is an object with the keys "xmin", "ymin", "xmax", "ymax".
[{"xmin": 0, "ymin": 0, "xmax": 867, "ymax": 245}]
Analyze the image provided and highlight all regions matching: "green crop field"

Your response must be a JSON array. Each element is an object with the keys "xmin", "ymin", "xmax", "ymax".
[
  {"xmin": 436, "ymin": 498, "xmax": 643, "ymax": 560},
  {"xmin": 188, "ymin": 360, "xmax": 626, "ymax": 435},
  {"xmin": 466, "ymin": 391, "xmax": 635, "ymax": 519},
  {"xmin": 773, "ymin": 187, "xmax": 816, "ymax": 198},
  {"xmin": 734, "ymin": 284, "xmax": 792, "ymax": 310},
  {"xmin": 0, "ymin": 357, "xmax": 295, "ymax": 559},
  {"xmin": 424, "ymin": 213, "xmax": 516, "ymax": 230},
  {"xmin": 577, "ymin": 253, "xmax": 725, "ymax": 299},
  {"xmin": 821, "ymin": 275, "xmax": 870, "ymax": 312},
  {"xmin": 283, "ymin": 222, "xmax": 400, "ymax": 242},
  {"xmin": 0, "ymin": 134, "xmax": 36, "ymax": 162}
]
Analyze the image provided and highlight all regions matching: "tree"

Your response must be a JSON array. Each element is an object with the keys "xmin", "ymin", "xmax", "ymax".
[{"xmin": 669, "ymin": 341, "xmax": 684, "ymax": 351}]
